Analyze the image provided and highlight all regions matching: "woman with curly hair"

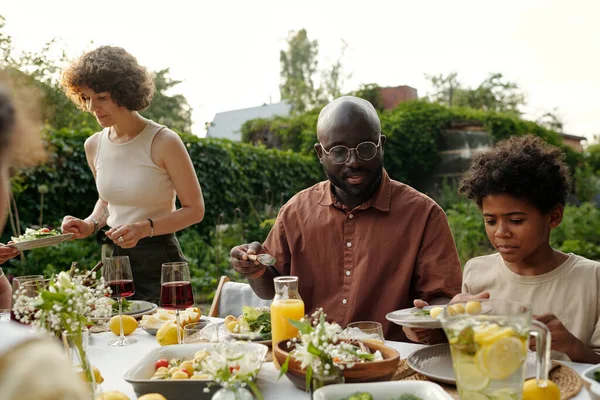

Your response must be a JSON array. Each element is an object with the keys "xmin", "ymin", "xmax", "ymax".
[
  {"xmin": 460, "ymin": 134, "xmax": 600, "ymax": 363},
  {"xmin": 60, "ymin": 46, "xmax": 205, "ymax": 304}
]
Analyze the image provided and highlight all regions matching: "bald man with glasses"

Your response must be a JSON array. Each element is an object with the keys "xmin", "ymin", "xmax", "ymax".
[{"xmin": 230, "ymin": 96, "xmax": 463, "ymax": 344}]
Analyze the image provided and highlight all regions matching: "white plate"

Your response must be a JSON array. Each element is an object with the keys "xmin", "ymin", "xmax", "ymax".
[
  {"xmin": 386, "ymin": 305, "xmax": 446, "ymax": 329},
  {"xmin": 201, "ymin": 322, "xmax": 271, "ymax": 346},
  {"xmin": 312, "ymin": 380, "xmax": 453, "ymax": 399},
  {"xmin": 407, "ymin": 343, "xmax": 537, "ymax": 385},
  {"xmin": 218, "ymin": 321, "xmax": 265, "ymax": 341},
  {"xmin": 91, "ymin": 300, "xmax": 158, "ymax": 321},
  {"xmin": 8, "ymin": 233, "xmax": 74, "ymax": 251},
  {"xmin": 386, "ymin": 303, "xmax": 492, "ymax": 329},
  {"xmin": 124, "ymin": 342, "xmax": 268, "ymax": 400}
]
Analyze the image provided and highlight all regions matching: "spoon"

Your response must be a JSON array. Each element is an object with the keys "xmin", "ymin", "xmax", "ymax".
[{"xmin": 248, "ymin": 253, "xmax": 276, "ymax": 266}]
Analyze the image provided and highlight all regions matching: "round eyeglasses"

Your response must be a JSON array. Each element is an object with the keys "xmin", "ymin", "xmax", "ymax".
[{"xmin": 320, "ymin": 137, "xmax": 381, "ymax": 164}]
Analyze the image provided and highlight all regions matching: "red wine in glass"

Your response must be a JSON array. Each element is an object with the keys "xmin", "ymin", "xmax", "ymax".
[
  {"xmin": 160, "ymin": 281, "xmax": 194, "ymax": 309},
  {"xmin": 107, "ymin": 279, "xmax": 135, "ymax": 298}
]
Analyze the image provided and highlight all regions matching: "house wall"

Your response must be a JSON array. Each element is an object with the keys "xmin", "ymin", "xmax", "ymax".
[{"xmin": 379, "ymin": 86, "xmax": 418, "ymax": 110}]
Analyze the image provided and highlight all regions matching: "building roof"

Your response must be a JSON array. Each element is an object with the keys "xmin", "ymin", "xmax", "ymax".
[
  {"xmin": 206, "ymin": 101, "xmax": 292, "ymax": 141},
  {"xmin": 561, "ymin": 133, "xmax": 587, "ymax": 141}
]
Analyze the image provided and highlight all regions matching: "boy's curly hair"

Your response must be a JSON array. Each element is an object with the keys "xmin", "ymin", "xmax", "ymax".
[
  {"xmin": 459, "ymin": 135, "xmax": 572, "ymax": 213},
  {"xmin": 61, "ymin": 46, "xmax": 154, "ymax": 111}
]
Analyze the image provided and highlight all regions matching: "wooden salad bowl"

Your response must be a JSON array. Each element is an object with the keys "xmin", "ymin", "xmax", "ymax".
[{"xmin": 273, "ymin": 339, "xmax": 400, "ymax": 391}]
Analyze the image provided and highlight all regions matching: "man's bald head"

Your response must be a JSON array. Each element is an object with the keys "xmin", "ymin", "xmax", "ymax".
[{"xmin": 316, "ymin": 96, "xmax": 381, "ymax": 143}]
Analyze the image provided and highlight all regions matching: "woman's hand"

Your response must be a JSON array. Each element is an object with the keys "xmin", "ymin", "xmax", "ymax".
[
  {"xmin": 106, "ymin": 222, "xmax": 150, "ymax": 249},
  {"xmin": 61, "ymin": 216, "xmax": 94, "ymax": 239},
  {"xmin": 0, "ymin": 243, "xmax": 19, "ymax": 264}
]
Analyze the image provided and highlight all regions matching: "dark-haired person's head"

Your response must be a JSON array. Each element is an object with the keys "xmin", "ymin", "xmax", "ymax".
[
  {"xmin": 61, "ymin": 46, "xmax": 154, "ymax": 128},
  {"xmin": 459, "ymin": 135, "xmax": 572, "ymax": 263},
  {"xmin": 315, "ymin": 96, "xmax": 386, "ymax": 207}
]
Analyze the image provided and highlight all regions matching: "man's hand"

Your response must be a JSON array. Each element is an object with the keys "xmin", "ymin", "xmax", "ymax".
[{"xmin": 230, "ymin": 242, "xmax": 267, "ymax": 279}]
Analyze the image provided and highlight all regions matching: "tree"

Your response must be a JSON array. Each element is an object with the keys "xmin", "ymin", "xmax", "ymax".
[
  {"xmin": 426, "ymin": 72, "xmax": 526, "ymax": 115},
  {"xmin": 279, "ymin": 29, "xmax": 321, "ymax": 114},
  {"xmin": 142, "ymin": 68, "xmax": 193, "ymax": 133},
  {"xmin": 536, "ymin": 108, "xmax": 564, "ymax": 132},
  {"xmin": 321, "ymin": 40, "xmax": 351, "ymax": 102}
]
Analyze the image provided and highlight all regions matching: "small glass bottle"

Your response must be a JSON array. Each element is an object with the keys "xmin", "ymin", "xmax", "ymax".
[{"xmin": 270, "ymin": 276, "xmax": 305, "ymax": 367}]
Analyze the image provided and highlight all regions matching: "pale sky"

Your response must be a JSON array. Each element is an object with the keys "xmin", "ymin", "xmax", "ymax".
[{"xmin": 2, "ymin": 0, "xmax": 599, "ymax": 140}]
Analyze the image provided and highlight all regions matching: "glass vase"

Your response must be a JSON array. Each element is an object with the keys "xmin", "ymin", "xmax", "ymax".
[
  {"xmin": 62, "ymin": 328, "xmax": 98, "ymax": 399},
  {"xmin": 211, "ymin": 385, "xmax": 254, "ymax": 400},
  {"xmin": 310, "ymin": 366, "xmax": 345, "ymax": 398}
]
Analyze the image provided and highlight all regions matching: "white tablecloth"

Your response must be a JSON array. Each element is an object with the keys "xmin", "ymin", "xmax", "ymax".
[{"xmin": 88, "ymin": 327, "xmax": 594, "ymax": 399}]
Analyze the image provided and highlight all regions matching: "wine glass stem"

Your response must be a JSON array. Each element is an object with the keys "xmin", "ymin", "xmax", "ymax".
[
  {"xmin": 175, "ymin": 310, "xmax": 181, "ymax": 344},
  {"xmin": 118, "ymin": 297, "xmax": 124, "ymax": 342}
]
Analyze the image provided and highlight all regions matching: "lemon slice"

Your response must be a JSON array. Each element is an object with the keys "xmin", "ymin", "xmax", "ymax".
[
  {"xmin": 476, "ymin": 336, "xmax": 525, "ymax": 380},
  {"xmin": 454, "ymin": 362, "xmax": 490, "ymax": 392},
  {"xmin": 475, "ymin": 326, "xmax": 515, "ymax": 346},
  {"xmin": 459, "ymin": 391, "xmax": 491, "ymax": 400},
  {"xmin": 488, "ymin": 388, "xmax": 519, "ymax": 400}
]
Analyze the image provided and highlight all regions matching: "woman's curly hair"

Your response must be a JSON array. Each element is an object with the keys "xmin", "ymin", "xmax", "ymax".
[
  {"xmin": 459, "ymin": 135, "xmax": 572, "ymax": 213},
  {"xmin": 61, "ymin": 46, "xmax": 154, "ymax": 111}
]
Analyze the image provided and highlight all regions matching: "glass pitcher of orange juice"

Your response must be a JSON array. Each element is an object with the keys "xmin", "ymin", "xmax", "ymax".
[{"xmin": 271, "ymin": 276, "xmax": 304, "ymax": 366}]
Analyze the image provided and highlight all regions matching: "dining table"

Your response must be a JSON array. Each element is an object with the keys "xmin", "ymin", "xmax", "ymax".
[{"xmin": 88, "ymin": 319, "xmax": 595, "ymax": 400}]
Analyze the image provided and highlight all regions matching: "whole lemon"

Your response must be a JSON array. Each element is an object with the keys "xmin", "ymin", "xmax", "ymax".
[
  {"xmin": 109, "ymin": 315, "xmax": 138, "ymax": 336},
  {"xmin": 156, "ymin": 323, "xmax": 180, "ymax": 346},
  {"xmin": 138, "ymin": 394, "xmax": 167, "ymax": 400},
  {"xmin": 523, "ymin": 378, "xmax": 560, "ymax": 400},
  {"xmin": 80, "ymin": 365, "xmax": 104, "ymax": 384},
  {"xmin": 97, "ymin": 391, "xmax": 130, "ymax": 400}
]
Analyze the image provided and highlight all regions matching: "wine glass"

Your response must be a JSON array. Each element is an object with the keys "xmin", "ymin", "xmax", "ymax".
[
  {"xmin": 160, "ymin": 262, "xmax": 194, "ymax": 344},
  {"xmin": 102, "ymin": 256, "xmax": 136, "ymax": 346}
]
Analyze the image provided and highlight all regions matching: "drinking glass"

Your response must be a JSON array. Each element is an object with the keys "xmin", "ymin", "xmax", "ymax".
[
  {"xmin": 11, "ymin": 275, "xmax": 45, "ymax": 322},
  {"xmin": 345, "ymin": 321, "xmax": 385, "ymax": 344},
  {"xmin": 160, "ymin": 262, "xmax": 194, "ymax": 344},
  {"xmin": 183, "ymin": 321, "xmax": 211, "ymax": 344},
  {"xmin": 440, "ymin": 299, "xmax": 550, "ymax": 400},
  {"xmin": 0, "ymin": 309, "xmax": 10, "ymax": 322},
  {"xmin": 103, "ymin": 256, "xmax": 136, "ymax": 346}
]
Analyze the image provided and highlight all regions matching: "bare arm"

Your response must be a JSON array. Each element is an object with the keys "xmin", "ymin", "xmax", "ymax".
[
  {"xmin": 61, "ymin": 133, "xmax": 110, "ymax": 239},
  {"xmin": 0, "ymin": 267, "xmax": 11, "ymax": 309}
]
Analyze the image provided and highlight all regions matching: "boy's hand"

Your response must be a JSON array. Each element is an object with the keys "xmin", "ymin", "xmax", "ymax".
[{"xmin": 533, "ymin": 313, "xmax": 578, "ymax": 355}]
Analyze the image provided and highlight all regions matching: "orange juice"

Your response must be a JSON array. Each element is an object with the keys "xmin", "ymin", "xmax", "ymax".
[{"xmin": 271, "ymin": 299, "xmax": 304, "ymax": 367}]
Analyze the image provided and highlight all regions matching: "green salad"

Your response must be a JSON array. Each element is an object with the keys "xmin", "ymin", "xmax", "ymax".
[
  {"xmin": 339, "ymin": 393, "xmax": 423, "ymax": 400},
  {"xmin": 11, "ymin": 228, "xmax": 61, "ymax": 243}
]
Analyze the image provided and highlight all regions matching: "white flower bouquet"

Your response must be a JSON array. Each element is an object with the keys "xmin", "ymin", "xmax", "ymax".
[{"xmin": 279, "ymin": 308, "xmax": 382, "ymax": 391}]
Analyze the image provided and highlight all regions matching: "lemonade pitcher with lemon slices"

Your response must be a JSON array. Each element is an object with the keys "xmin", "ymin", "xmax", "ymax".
[{"xmin": 440, "ymin": 299, "xmax": 550, "ymax": 400}]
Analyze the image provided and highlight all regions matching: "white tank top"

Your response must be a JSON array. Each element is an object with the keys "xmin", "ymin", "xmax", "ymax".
[{"xmin": 95, "ymin": 119, "xmax": 176, "ymax": 227}]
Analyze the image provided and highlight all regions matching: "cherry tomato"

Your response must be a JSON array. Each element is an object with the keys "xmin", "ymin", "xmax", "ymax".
[
  {"xmin": 155, "ymin": 359, "xmax": 169, "ymax": 369},
  {"xmin": 229, "ymin": 365, "xmax": 240, "ymax": 374},
  {"xmin": 40, "ymin": 228, "xmax": 50, "ymax": 233}
]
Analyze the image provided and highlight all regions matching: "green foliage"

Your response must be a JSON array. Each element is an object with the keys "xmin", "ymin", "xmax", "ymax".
[
  {"xmin": 280, "ymin": 29, "xmax": 321, "ymax": 114},
  {"xmin": 551, "ymin": 203, "xmax": 600, "ymax": 256},
  {"xmin": 426, "ymin": 72, "xmax": 526, "ymax": 115},
  {"xmin": 142, "ymin": 68, "xmax": 193, "ymax": 133},
  {"xmin": 574, "ymin": 165, "xmax": 600, "ymax": 203},
  {"xmin": 241, "ymin": 99, "xmax": 581, "ymax": 189},
  {"xmin": 445, "ymin": 202, "xmax": 493, "ymax": 266},
  {"xmin": 351, "ymin": 83, "xmax": 384, "ymax": 112}
]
